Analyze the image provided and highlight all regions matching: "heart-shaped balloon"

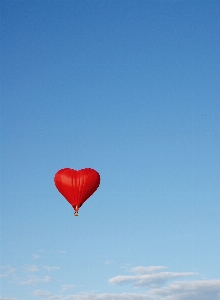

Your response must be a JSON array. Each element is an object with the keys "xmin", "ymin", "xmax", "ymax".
[{"xmin": 54, "ymin": 168, "xmax": 100, "ymax": 214}]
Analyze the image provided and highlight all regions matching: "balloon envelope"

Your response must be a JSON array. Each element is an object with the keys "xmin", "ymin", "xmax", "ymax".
[{"xmin": 54, "ymin": 168, "xmax": 100, "ymax": 212}]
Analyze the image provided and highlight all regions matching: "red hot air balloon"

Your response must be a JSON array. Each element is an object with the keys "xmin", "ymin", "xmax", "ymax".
[{"xmin": 54, "ymin": 168, "xmax": 100, "ymax": 216}]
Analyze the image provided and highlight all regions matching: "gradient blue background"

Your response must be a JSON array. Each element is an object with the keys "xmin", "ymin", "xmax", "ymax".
[{"xmin": 1, "ymin": 0, "xmax": 220, "ymax": 299}]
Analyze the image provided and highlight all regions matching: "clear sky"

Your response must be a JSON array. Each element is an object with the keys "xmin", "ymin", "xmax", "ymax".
[{"xmin": 1, "ymin": 1, "xmax": 220, "ymax": 299}]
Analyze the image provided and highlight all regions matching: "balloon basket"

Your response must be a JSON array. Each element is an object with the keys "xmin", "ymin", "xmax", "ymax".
[{"xmin": 74, "ymin": 211, "xmax": 78, "ymax": 216}]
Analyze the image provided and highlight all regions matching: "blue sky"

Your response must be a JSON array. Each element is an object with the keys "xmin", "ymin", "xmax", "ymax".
[{"xmin": 1, "ymin": 0, "xmax": 220, "ymax": 299}]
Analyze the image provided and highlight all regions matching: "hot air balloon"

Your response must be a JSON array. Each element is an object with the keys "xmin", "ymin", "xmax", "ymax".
[{"xmin": 54, "ymin": 168, "xmax": 100, "ymax": 216}]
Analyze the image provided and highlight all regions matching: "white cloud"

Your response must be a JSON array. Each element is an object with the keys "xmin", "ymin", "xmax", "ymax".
[
  {"xmin": 24, "ymin": 264, "xmax": 39, "ymax": 272},
  {"xmin": 20, "ymin": 275, "xmax": 52, "ymax": 285},
  {"xmin": 105, "ymin": 260, "xmax": 115, "ymax": 265},
  {"xmin": 31, "ymin": 283, "xmax": 220, "ymax": 300},
  {"xmin": 63, "ymin": 293, "xmax": 152, "ymax": 299},
  {"xmin": 4, "ymin": 266, "xmax": 220, "ymax": 300},
  {"xmin": 32, "ymin": 291, "xmax": 152, "ymax": 299},
  {"xmin": 130, "ymin": 266, "xmax": 166, "ymax": 275},
  {"xmin": 150, "ymin": 279, "xmax": 220, "ymax": 300},
  {"xmin": 43, "ymin": 266, "xmax": 60, "ymax": 272},
  {"xmin": 120, "ymin": 264, "xmax": 133, "ymax": 270},
  {"xmin": 0, "ymin": 297, "xmax": 18, "ymax": 300},
  {"xmin": 109, "ymin": 266, "xmax": 196, "ymax": 287},
  {"xmin": 61, "ymin": 285, "xmax": 76, "ymax": 291},
  {"xmin": 33, "ymin": 254, "xmax": 41, "ymax": 260},
  {"xmin": 33, "ymin": 290, "xmax": 63, "ymax": 299},
  {"xmin": 0, "ymin": 266, "xmax": 16, "ymax": 278}
]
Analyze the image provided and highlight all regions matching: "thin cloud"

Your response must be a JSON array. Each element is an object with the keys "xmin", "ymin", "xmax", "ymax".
[
  {"xmin": 20, "ymin": 275, "xmax": 52, "ymax": 286},
  {"xmin": 105, "ymin": 260, "xmax": 115, "ymax": 265},
  {"xmin": 5, "ymin": 266, "xmax": 220, "ymax": 300},
  {"xmin": 24, "ymin": 264, "xmax": 39, "ymax": 272},
  {"xmin": 32, "ymin": 254, "xmax": 41, "ymax": 260},
  {"xmin": 109, "ymin": 266, "xmax": 196, "ymax": 287},
  {"xmin": 32, "ymin": 291, "xmax": 152, "ymax": 299},
  {"xmin": 0, "ymin": 266, "xmax": 16, "ymax": 278},
  {"xmin": 43, "ymin": 266, "xmax": 60, "ymax": 272},
  {"xmin": 30, "ymin": 282, "xmax": 220, "ymax": 300},
  {"xmin": 130, "ymin": 266, "xmax": 166, "ymax": 275},
  {"xmin": 150, "ymin": 279, "xmax": 220, "ymax": 300},
  {"xmin": 32, "ymin": 290, "xmax": 62, "ymax": 299},
  {"xmin": 61, "ymin": 284, "xmax": 76, "ymax": 291},
  {"xmin": 0, "ymin": 298, "xmax": 19, "ymax": 300},
  {"xmin": 120, "ymin": 264, "xmax": 133, "ymax": 271}
]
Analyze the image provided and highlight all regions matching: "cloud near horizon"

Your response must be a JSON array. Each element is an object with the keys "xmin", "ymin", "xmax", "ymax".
[
  {"xmin": 31, "ymin": 283, "xmax": 220, "ymax": 300},
  {"xmin": 150, "ymin": 279, "xmax": 220, "ymax": 299},
  {"xmin": 2, "ymin": 265, "xmax": 220, "ymax": 300},
  {"xmin": 30, "ymin": 266, "xmax": 220, "ymax": 300},
  {"xmin": 0, "ymin": 298, "xmax": 19, "ymax": 300},
  {"xmin": 109, "ymin": 265, "xmax": 196, "ymax": 287}
]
